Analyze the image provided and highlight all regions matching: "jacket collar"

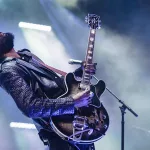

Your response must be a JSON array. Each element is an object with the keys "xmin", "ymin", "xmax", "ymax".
[{"xmin": 0, "ymin": 57, "xmax": 16, "ymax": 64}]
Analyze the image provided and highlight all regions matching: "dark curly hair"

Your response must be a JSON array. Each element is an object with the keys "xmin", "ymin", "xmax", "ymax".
[{"xmin": 0, "ymin": 32, "xmax": 14, "ymax": 57}]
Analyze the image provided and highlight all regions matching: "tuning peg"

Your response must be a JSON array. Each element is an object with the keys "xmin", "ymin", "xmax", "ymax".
[
  {"xmin": 88, "ymin": 25, "xmax": 91, "ymax": 28},
  {"xmin": 85, "ymin": 16, "xmax": 88, "ymax": 23},
  {"xmin": 97, "ymin": 26, "xmax": 101, "ymax": 29}
]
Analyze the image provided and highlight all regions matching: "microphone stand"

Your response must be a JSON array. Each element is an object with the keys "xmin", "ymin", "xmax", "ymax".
[{"xmin": 92, "ymin": 75, "xmax": 138, "ymax": 150}]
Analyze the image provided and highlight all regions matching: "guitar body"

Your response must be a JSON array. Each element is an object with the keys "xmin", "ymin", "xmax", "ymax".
[
  {"xmin": 50, "ymin": 14, "xmax": 109, "ymax": 144},
  {"xmin": 50, "ymin": 73, "xmax": 109, "ymax": 144}
]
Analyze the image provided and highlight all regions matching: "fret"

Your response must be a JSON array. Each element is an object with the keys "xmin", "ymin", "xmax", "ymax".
[
  {"xmin": 84, "ymin": 76, "xmax": 90, "ymax": 79},
  {"xmin": 88, "ymin": 51, "xmax": 92, "ymax": 54},
  {"xmin": 88, "ymin": 49, "xmax": 93, "ymax": 51},
  {"xmin": 84, "ymin": 78, "xmax": 90, "ymax": 81},
  {"xmin": 84, "ymin": 77, "xmax": 90, "ymax": 80},
  {"xmin": 87, "ymin": 56, "xmax": 92, "ymax": 59},
  {"xmin": 89, "ymin": 42, "xmax": 94, "ymax": 46},
  {"xmin": 84, "ymin": 73, "xmax": 90, "ymax": 76},
  {"xmin": 86, "ymin": 63, "xmax": 94, "ymax": 66},
  {"xmin": 81, "ymin": 80, "xmax": 89, "ymax": 86},
  {"xmin": 84, "ymin": 81, "xmax": 90, "ymax": 85},
  {"xmin": 85, "ymin": 72, "xmax": 90, "ymax": 74},
  {"xmin": 84, "ymin": 75, "xmax": 90, "ymax": 78},
  {"xmin": 83, "ymin": 80, "xmax": 90, "ymax": 84},
  {"xmin": 87, "ymin": 54, "xmax": 93, "ymax": 58},
  {"xmin": 84, "ymin": 74, "xmax": 89, "ymax": 77},
  {"xmin": 84, "ymin": 69, "xmax": 90, "ymax": 73},
  {"xmin": 84, "ymin": 71, "xmax": 91, "ymax": 74}
]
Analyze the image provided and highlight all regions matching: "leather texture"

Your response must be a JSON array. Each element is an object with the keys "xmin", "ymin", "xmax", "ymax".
[{"xmin": 0, "ymin": 53, "xmax": 75, "ymax": 118}]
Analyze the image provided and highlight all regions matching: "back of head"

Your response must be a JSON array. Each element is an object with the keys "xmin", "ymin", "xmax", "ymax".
[{"xmin": 0, "ymin": 32, "xmax": 14, "ymax": 57}]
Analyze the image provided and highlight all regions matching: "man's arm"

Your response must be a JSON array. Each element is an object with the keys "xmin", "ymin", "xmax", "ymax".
[{"xmin": 0, "ymin": 64, "xmax": 75, "ymax": 118}]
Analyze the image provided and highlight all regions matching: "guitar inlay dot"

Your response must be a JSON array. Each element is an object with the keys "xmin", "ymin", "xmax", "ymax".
[
  {"xmin": 87, "ymin": 56, "xmax": 92, "ymax": 59},
  {"xmin": 88, "ymin": 51, "xmax": 92, "ymax": 54},
  {"xmin": 91, "ymin": 29, "xmax": 95, "ymax": 34},
  {"xmin": 90, "ymin": 37, "xmax": 94, "ymax": 41},
  {"xmin": 89, "ymin": 45, "xmax": 93, "ymax": 48}
]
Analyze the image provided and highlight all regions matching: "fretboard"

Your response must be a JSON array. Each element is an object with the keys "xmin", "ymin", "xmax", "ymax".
[{"xmin": 80, "ymin": 29, "xmax": 96, "ymax": 89}]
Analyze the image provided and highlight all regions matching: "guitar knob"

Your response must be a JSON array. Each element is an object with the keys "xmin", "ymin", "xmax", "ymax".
[
  {"xmin": 102, "ymin": 115, "xmax": 107, "ymax": 119},
  {"xmin": 95, "ymin": 119, "xmax": 99, "ymax": 125},
  {"xmin": 103, "ymin": 124, "xmax": 108, "ymax": 129},
  {"xmin": 85, "ymin": 16, "xmax": 88, "ymax": 23}
]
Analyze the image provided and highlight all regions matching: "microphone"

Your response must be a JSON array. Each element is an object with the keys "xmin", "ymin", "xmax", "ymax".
[{"xmin": 68, "ymin": 59, "xmax": 83, "ymax": 65}]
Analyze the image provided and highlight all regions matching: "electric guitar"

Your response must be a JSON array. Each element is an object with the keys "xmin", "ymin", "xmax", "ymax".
[{"xmin": 50, "ymin": 14, "xmax": 109, "ymax": 144}]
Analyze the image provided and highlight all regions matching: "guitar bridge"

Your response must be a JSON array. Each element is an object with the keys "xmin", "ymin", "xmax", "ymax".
[
  {"xmin": 69, "ymin": 116, "xmax": 89, "ymax": 141},
  {"xmin": 73, "ymin": 116, "xmax": 88, "ymax": 130}
]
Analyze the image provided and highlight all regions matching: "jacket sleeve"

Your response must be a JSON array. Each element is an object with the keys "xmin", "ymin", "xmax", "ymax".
[{"xmin": 0, "ymin": 64, "xmax": 75, "ymax": 118}]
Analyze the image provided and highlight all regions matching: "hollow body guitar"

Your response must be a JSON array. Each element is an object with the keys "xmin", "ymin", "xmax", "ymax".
[{"xmin": 50, "ymin": 14, "xmax": 109, "ymax": 144}]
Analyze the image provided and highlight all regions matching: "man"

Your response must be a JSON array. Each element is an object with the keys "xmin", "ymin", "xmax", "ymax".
[{"xmin": 0, "ymin": 32, "xmax": 96, "ymax": 150}]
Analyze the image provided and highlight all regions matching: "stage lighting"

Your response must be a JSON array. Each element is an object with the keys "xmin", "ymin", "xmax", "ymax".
[
  {"xmin": 18, "ymin": 22, "xmax": 51, "ymax": 32},
  {"xmin": 10, "ymin": 122, "xmax": 36, "ymax": 129}
]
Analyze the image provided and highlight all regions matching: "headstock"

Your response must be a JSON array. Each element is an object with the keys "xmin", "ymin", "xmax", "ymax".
[{"xmin": 85, "ymin": 14, "xmax": 101, "ymax": 29}]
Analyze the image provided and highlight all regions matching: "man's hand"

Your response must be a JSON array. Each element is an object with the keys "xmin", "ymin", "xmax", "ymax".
[
  {"xmin": 82, "ymin": 62, "xmax": 97, "ymax": 75},
  {"xmin": 73, "ymin": 89, "xmax": 94, "ymax": 108}
]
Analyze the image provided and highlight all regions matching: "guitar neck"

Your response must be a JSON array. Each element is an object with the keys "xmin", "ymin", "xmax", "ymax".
[
  {"xmin": 81, "ymin": 29, "xmax": 96, "ymax": 87},
  {"xmin": 85, "ymin": 29, "xmax": 96, "ymax": 64}
]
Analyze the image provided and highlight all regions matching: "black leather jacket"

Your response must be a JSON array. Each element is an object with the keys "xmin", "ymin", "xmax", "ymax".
[
  {"xmin": 0, "ymin": 50, "xmax": 95, "ymax": 150},
  {"xmin": 0, "ymin": 49, "xmax": 82, "ymax": 130}
]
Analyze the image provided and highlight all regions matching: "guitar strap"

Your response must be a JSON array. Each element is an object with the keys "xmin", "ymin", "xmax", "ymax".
[
  {"xmin": 18, "ymin": 49, "xmax": 68, "ymax": 76},
  {"xmin": 38, "ymin": 61, "xmax": 67, "ymax": 76}
]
